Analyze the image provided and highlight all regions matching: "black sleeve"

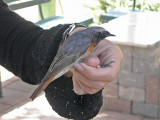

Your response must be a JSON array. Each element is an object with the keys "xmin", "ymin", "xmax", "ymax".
[{"xmin": 0, "ymin": 0, "xmax": 70, "ymax": 84}]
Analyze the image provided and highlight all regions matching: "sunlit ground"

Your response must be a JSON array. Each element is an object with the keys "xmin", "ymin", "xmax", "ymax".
[
  {"xmin": 1, "ymin": 95, "xmax": 66, "ymax": 120},
  {"xmin": 0, "ymin": 66, "xmax": 14, "ymax": 82},
  {"xmin": 0, "ymin": 94, "xmax": 109, "ymax": 120},
  {"xmin": 0, "ymin": 94, "xmax": 144, "ymax": 120}
]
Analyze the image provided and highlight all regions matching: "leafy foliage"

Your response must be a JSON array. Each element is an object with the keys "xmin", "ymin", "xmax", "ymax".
[
  {"xmin": 97, "ymin": 0, "xmax": 160, "ymax": 12},
  {"xmin": 85, "ymin": 0, "xmax": 160, "ymax": 24}
]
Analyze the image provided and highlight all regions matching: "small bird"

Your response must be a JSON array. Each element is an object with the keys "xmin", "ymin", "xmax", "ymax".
[{"xmin": 30, "ymin": 24, "xmax": 114, "ymax": 101}]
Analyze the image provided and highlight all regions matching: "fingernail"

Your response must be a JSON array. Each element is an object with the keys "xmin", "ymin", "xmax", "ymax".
[{"xmin": 74, "ymin": 64, "xmax": 84, "ymax": 71}]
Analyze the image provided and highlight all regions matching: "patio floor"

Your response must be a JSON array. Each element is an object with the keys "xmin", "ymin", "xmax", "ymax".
[{"xmin": 0, "ymin": 76, "xmax": 159, "ymax": 120}]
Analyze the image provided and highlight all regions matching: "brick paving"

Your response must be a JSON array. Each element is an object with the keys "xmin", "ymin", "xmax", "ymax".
[
  {"xmin": 0, "ymin": 76, "xmax": 159, "ymax": 120},
  {"xmin": 0, "ymin": 77, "xmax": 39, "ymax": 115}
]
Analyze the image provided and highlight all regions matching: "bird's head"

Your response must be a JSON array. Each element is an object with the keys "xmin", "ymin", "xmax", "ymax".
[{"xmin": 87, "ymin": 26, "xmax": 115, "ymax": 45}]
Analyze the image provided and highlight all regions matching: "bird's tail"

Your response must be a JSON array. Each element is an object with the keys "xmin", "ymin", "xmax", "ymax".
[{"xmin": 30, "ymin": 76, "xmax": 54, "ymax": 101}]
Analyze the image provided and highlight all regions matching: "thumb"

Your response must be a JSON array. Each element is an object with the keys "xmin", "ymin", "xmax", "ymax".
[{"xmin": 84, "ymin": 55, "xmax": 100, "ymax": 67}]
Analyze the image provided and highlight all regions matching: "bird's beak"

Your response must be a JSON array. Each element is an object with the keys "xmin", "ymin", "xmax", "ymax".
[{"xmin": 109, "ymin": 33, "xmax": 116, "ymax": 36}]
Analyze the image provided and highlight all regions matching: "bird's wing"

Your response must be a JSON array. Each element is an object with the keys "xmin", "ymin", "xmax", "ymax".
[
  {"xmin": 30, "ymin": 33, "xmax": 91, "ymax": 100},
  {"xmin": 46, "ymin": 32, "xmax": 91, "ymax": 79}
]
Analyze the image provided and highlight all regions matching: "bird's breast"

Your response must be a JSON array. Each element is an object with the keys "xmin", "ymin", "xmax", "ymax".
[{"xmin": 80, "ymin": 42, "xmax": 95, "ymax": 59}]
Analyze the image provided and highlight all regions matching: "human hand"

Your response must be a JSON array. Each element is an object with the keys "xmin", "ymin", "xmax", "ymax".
[{"xmin": 72, "ymin": 39, "xmax": 123, "ymax": 95}]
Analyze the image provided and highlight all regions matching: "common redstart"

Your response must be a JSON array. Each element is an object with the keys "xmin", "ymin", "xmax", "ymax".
[{"xmin": 30, "ymin": 24, "xmax": 114, "ymax": 101}]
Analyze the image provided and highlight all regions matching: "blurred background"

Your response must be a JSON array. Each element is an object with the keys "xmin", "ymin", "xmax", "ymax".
[{"xmin": 0, "ymin": 0, "xmax": 160, "ymax": 120}]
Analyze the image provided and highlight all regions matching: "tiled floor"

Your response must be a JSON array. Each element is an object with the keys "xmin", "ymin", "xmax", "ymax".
[{"xmin": 0, "ymin": 76, "xmax": 159, "ymax": 120}]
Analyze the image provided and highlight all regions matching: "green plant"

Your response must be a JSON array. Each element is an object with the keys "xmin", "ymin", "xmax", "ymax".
[
  {"xmin": 41, "ymin": 0, "xmax": 56, "ymax": 19},
  {"xmin": 136, "ymin": 0, "xmax": 160, "ymax": 12},
  {"xmin": 97, "ymin": 0, "xmax": 160, "ymax": 12},
  {"xmin": 85, "ymin": 0, "xmax": 159, "ymax": 24}
]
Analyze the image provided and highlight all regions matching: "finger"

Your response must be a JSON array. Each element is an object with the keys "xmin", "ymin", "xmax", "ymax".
[
  {"xmin": 74, "ymin": 72, "xmax": 100, "ymax": 94},
  {"xmin": 94, "ymin": 39, "xmax": 116, "ymax": 56},
  {"xmin": 72, "ymin": 72, "xmax": 85, "ymax": 95},
  {"xmin": 84, "ymin": 54, "xmax": 100, "ymax": 67},
  {"xmin": 75, "ymin": 70, "xmax": 106, "ymax": 90},
  {"xmin": 75, "ymin": 62, "xmax": 117, "ymax": 82},
  {"xmin": 94, "ymin": 39, "xmax": 123, "ymax": 66},
  {"xmin": 77, "ymin": 79, "xmax": 98, "ymax": 94}
]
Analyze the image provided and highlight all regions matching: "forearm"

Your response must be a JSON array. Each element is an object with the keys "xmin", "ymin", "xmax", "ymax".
[
  {"xmin": 0, "ymin": 1, "xmax": 42, "ymax": 80},
  {"xmin": 0, "ymin": 0, "xmax": 70, "ymax": 84}
]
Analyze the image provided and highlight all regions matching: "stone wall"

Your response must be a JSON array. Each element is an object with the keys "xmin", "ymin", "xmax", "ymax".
[{"xmin": 102, "ymin": 43, "xmax": 160, "ymax": 119}]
